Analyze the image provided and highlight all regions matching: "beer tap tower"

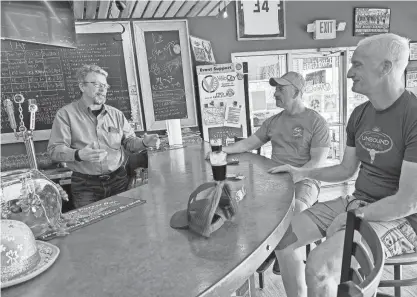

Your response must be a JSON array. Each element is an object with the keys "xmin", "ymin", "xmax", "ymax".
[{"xmin": 3, "ymin": 94, "xmax": 39, "ymax": 170}]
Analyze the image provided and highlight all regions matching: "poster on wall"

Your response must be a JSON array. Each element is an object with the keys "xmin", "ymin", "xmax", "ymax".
[
  {"xmin": 236, "ymin": 0, "xmax": 286, "ymax": 40},
  {"xmin": 406, "ymin": 70, "xmax": 417, "ymax": 89},
  {"xmin": 410, "ymin": 42, "xmax": 417, "ymax": 61},
  {"xmin": 354, "ymin": 8, "xmax": 391, "ymax": 36},
  {"xmin": 196, "ymin": 63, "xmax": 248, "ymax": 145},
  {"xmin": 189, "ymin": 35, "xmax": 216, "ymax": 64}
]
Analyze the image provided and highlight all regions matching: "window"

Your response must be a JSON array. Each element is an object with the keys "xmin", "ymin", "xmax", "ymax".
[
  {"xmin": 291, "ymin": 52, "xmax": 343, "ymax": 166},
  {"xmin": 233, "ymin": 53, "xmax": 287, "ymax": 157}
]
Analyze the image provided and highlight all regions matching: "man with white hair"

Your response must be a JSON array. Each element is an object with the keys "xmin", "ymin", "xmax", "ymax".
[
  {"xmin": 269, "ymin": 33, "xmax": 417, "ymax": 296},
  {"xmin": 48, "ymin": 64, "xmax": 159, "ymax": 208}
]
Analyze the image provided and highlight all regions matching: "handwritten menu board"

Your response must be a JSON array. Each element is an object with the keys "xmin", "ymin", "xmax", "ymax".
[
  {"xmin": 1, "ymin": 33, "xmax": 131, "ymax": 134},
  {"xmin": 144, "ymin": 31, "xmax": 188, "ymax": 121}
]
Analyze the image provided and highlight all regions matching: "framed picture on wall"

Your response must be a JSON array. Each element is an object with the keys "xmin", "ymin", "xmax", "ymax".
[
  {"xmin": 132, "ymin": 20, "xmax": 197, "ymax": 131},
  {"xmin": 236, "ymin": 0, "xmax": 286, "ymax": 41},
  {"xmin": 189, "ymin": 35, "xmax": 216, "ymax": 64},
  {"xmin": 405, "ymin": 69, "xmax": 417, "ymax": 89},
  {"xmin": 354, "ymin": 8, "xmax": 391, "ymax": 36},
  {"xmin": 410, "ymin": 42, "xmax": 417, "ymax": 61}
]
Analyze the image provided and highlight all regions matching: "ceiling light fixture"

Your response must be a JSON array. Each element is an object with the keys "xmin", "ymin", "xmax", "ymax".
[{"xmin": 217, "ymin": 1, "xmax": 228, "ymax": 19}]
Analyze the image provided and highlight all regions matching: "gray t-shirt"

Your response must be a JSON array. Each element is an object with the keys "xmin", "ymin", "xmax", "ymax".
[
  {"xmin": 255, "ymin": 108, "xmax": 331, "ymax": 167},
  {"xmin": 347, "ymin": 90, "xmax": 417, "ymax": 229}
]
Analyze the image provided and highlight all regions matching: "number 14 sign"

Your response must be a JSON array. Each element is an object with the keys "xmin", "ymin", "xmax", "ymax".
[{"xmin": 236, "ymin": 0, "xmax": 286, "ymax": 40}]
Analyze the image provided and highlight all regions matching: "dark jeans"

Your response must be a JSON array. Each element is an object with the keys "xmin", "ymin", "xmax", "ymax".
[{"xmin": 71, "ymin": 167, "xmax": 129, "ymax": 209}]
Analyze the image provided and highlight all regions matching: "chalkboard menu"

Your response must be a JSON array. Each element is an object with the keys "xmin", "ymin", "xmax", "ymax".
[
  {"xmin": 1, "ymin": 1, "xmax": 77, "ymax": 48},
  {"xmin": 1, "ymin": 33, "xmax": 131, "ymax": 135},
  {"xmin": 144, "ymin": 31, "xmax": 188, "ymax": 121}
]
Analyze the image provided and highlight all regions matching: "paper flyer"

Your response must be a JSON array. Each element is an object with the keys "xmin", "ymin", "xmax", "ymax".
[
  {"xmin": 224, "ymin": 101, "xmax": 242, "ymax": 128},
  {"xmin": 196, "ymin": 63, "xmax": 248, "ymax": 144},
  {"xmin": 203, "ymin": 101, "xmax": 226, "ymax": 127}
]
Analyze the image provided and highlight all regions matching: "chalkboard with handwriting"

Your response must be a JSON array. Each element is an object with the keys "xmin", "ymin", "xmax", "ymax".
[
  {"xmin": 1, "ymin": 33, "xmax": 131, "ymax": 135},
  {"xmin": 144, "ymin": 31, "xmax": 188, "ymax": 121},
  {"xmin": 1, "ymin": 1, "xmax": 76, "ymax": 48}
]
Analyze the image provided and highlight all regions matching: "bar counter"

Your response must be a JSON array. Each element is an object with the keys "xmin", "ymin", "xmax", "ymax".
[{"xmin": 2, "ymin": 143, "xmax": 295, "ymax": 297}]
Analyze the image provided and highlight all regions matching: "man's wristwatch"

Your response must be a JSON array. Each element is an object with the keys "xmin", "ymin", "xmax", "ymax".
[
  {"xmin": 142, "ymin": 138, "xmax": 148, "ymax": 148},
  {"xmin": 75, "ymin": 150, "xmax": 82, "ymax": 162}
]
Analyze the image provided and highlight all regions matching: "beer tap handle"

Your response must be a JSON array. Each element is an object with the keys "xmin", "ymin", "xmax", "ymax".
[
  {"xmin": 29, "ymin": 104, "xmax": 38, "ymax": 131},
  {"xmin": 3, "ymin": 99, "xmax": 17, "ymax": 130}
]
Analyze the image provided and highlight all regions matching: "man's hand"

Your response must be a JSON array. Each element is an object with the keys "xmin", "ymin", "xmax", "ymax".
[
  {"xmin": 267, "ymin": 164, "xmax": 309, "ymax": 183},
  {"xmin": 56, "ymin": 184, "xmax": 69, "ymax": 201},
  {"xmin": 78, "ymin": 142, "xmax": 108, "ymax": 162},
  {"xmin": 143, "ymin": 133, "xmax": 160, "ymax": 148},
  {"xmin": 327, "ymin": 212, "xmax": 348, "ymax": 237}
]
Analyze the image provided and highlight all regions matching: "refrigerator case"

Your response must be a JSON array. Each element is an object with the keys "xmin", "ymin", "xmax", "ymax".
[{"xmin": 196, "ymin": 63, "xmax": 248, "ymax": 146}]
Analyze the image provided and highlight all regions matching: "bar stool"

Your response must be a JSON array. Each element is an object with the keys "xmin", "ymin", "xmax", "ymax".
[
  {"xmin": 378, "ymin": 252, "xmax": 417, "ymax": 297},
  {"xmin": 125, "ymin": 150, "xmax": 148, "ymax": 189}
]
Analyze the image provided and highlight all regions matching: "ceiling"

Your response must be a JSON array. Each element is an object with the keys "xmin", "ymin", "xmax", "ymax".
[{"xmin": 72, "ymin": 0, "xmax": 232, "ymax": 20}]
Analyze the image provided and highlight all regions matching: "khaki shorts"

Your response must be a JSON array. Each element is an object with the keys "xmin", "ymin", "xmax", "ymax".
[
  {"xmin": 294, "ymin": 179, "xmax": 320, "ymax": 208},
  {"xmin": 304, "ymin": 195, "xmax": 417, "ymax": 258}
]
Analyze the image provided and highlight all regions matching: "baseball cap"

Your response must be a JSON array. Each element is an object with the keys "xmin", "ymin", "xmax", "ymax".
[
  {"xmin": 269, "ymin": 71, "xmax": 306, "ymax": 92},
  {"xmin": 170, "ymin": 181, "xmax": 240, "ymax": 238}
]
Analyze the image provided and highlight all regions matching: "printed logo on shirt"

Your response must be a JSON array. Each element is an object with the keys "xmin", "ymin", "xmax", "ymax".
[
  {"xmin": 292, "ymin": 126, "xmax": 304, "ymax": 138},
  {"xmin": 357, "ymin": 127, "xmax": 393, "ymax": 164}
]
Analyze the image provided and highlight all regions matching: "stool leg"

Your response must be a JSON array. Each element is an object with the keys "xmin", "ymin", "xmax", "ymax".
[
  {"xmin": 258, "ymin": 272, "xmax": 264, "ymax": 289},
  {"xmin": 394, "ymin": 265, "xmax": 402, "ymax": 297}
]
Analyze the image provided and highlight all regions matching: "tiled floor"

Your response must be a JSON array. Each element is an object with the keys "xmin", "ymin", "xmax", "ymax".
[{"xmin": 253, "ymin": 183, "xmax": 417, "ymax": 297}]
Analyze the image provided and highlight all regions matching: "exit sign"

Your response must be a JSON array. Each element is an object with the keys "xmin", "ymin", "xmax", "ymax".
[{"xmin": 314, "ymin": 20, "xmax": 336, "ymax": 40}]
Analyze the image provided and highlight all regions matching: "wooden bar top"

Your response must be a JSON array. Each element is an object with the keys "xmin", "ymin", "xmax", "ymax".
[{"xmin": 2, "ymin": 143, "xmax": 295, "ymax": 297}]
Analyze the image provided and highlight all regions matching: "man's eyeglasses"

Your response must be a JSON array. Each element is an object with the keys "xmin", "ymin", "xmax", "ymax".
[{"xmin": 84, "ymin": 81, "xmax": 111, "ymax": 90}]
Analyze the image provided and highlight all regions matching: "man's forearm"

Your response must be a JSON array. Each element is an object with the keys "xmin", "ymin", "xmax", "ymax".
[
  {"xmin": 222, "ymin": 142, "xmax": 248, "ymax": 154},
  {"xmin": 223, "ymin": 138, "xmax": 261, "ymax": 154},
  {"xmin": 300, "ymin": 160, "xmax": 322, "ymax": 169},
  {"xmin": 305, "ymin": 164, "xmax": 358, "ymax": 183},
  {"xmin": 300, "ymin": 154, "xmax": 328, "ymax": 170},
  {"xmin": 124, "ymin": 136, "xmax": 146, "ymax": 153},
  {"xmin": 360, "ymin": 193, "xmax": 417, "ymax": 222},
  {"xmin": 48, "ymin": 145, "xmax": 76, "ymax": 162}
]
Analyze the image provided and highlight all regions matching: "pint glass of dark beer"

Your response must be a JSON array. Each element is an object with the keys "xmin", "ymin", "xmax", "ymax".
[
  {"xmin": 210, "ymin": 139, "xmax": 222, "ymax": 152},
  {"xmin": 209, "ymin": 151, "xmax": 227, "ymax": 181}
]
